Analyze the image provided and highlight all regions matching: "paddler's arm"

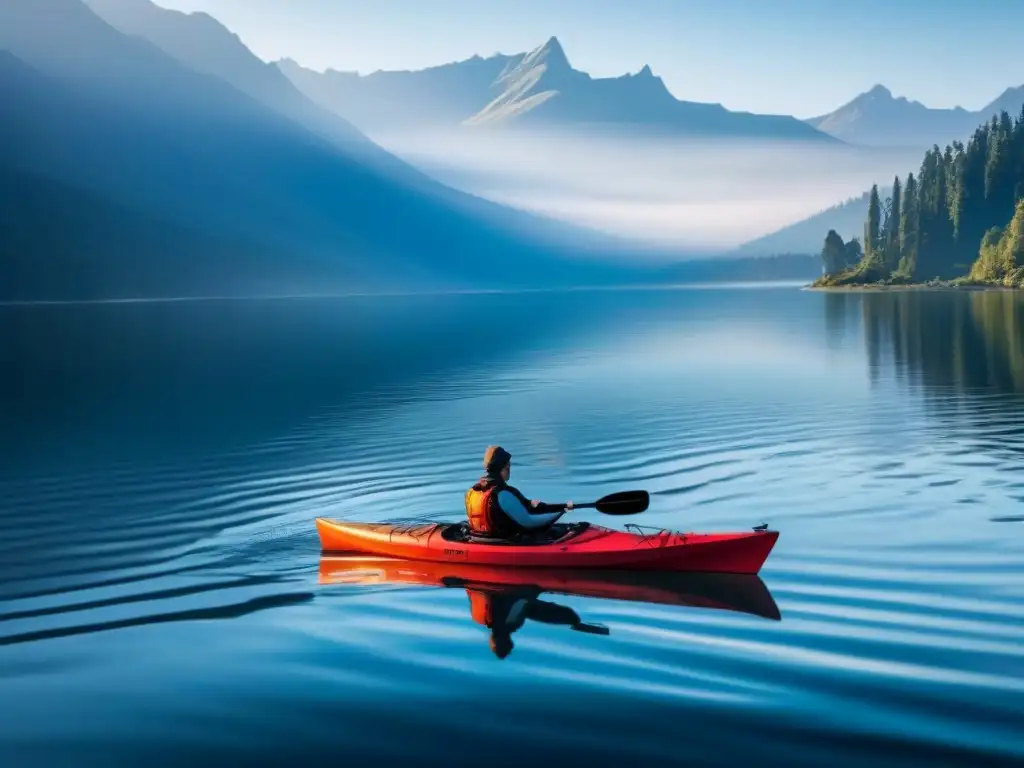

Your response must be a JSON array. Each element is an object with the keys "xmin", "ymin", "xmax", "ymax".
[
  {"xmin": 497, "ymin": 490, "xmax": 565, "ymax": 529},
  {"xmin": 531, "ymin": 500, "xmax": 573, "ymax": 513},
  {"xmin": 525, "ymin": 599, "xmax": 581, "ymax": 626}
]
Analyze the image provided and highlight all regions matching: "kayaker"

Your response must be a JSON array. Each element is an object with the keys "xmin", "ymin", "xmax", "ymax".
[{"xmin": 465, "ymin": 445, "xmax": 572, "ymax": 538}]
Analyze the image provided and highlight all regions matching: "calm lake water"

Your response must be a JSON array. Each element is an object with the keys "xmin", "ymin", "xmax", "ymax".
[{"xmin": 1, "ymin": 285, "xmax": 1022, "ymax": 767}]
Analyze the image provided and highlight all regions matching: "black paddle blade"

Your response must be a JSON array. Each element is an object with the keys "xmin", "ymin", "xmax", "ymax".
[
  {"xmin": 572, "ymin": 622, "xmax": 611, "ymax": 636},
  {"xmin": 594, "ymin": 490, "xmax": 649, "ymax": 515}
]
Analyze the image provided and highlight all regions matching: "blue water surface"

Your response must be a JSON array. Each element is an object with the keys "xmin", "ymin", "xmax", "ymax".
[{"xmin": 1, "ymin": 285, "xmax": 1022, "ymax": 767}]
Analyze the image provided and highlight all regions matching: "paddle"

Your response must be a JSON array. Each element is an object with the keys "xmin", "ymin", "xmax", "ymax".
[
  {"xmin": 547, "ymin": 490, "xmax": 649, "ymax": 516},
  {"xmin": 571, "ymin": 622, "xmax": 611, "ymax": 636}
]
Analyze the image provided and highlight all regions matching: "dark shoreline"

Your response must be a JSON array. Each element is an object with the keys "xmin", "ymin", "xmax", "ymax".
[{"xmin": 805, "ymin": 281, "xmax": 1020, "ymax": 293}]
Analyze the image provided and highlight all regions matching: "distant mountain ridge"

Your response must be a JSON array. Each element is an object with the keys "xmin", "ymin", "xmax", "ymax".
[
  {"xmin": 278, "ymin": 37, "xmax": 837, "ymax": 142},
  {"xmin": 807, "ymin": 83, "xmax": 1024, "ymax": 148}
]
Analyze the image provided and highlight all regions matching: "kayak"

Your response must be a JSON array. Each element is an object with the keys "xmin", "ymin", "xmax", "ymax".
[
  {"xmin": 314, "ymin": 519, "xmax": 779, "ymax": 575},
  {"xmin": 318, "ymin": 555, "xmax": 781, "ymax": 620}
]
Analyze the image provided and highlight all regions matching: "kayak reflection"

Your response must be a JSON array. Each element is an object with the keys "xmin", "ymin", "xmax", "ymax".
[
  {"xmin": 465, "ymin": 583, "xmax": 610, "ymax": 659},
  {"xmin": 318, "ymin": 556, "xmax": 781, "ymax": 659}
]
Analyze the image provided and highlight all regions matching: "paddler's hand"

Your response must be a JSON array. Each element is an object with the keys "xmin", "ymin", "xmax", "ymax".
[
  {"xmin": 531, "ymin": 499, "xmax": 541, "ymax": 508},
  {"xmin": 565, "ymin": 500, "xmax": 574, "ymax": 510}
]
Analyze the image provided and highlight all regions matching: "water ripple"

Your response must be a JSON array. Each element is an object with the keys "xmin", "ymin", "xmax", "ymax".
[{"xmin": 3, "ymin": 290, "xmax": 1024, "ymax": 765}]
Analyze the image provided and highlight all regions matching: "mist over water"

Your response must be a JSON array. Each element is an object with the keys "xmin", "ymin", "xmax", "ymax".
[
  {"xmin": 1, "ymin": 286, "xmax": 1022, "ymax": 766},
  {"xmin": 368, "ymin": 129, "xmax": 924, "ymax": 251}
]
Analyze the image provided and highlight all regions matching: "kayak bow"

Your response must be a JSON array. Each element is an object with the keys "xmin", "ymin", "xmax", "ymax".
[{"xmin": 315, "ymin": 519, "xmax": 779, "ymax": 575}]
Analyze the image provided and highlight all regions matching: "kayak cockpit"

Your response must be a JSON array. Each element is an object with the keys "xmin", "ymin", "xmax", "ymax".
[{"xmin": 441, "ymin": 521, "xmax": 592, "ymax": 548}]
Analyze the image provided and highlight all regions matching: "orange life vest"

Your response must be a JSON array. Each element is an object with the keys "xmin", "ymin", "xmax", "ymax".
[
  {"xmin": 464, "ymin": 476, "xmax": 526, "ymax": 537},
  {"xmin": 467, "ymin": 589, "xmax": 493, "ymax": 627},
  {"xmin": 466, "ymin": 586, "xmax": 531, "ymax": 630}
]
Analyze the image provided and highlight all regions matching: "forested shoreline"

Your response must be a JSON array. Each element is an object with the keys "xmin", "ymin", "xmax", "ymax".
[{"xmin": 814, "ymin": 108, "xmax": 1024, "ymax": 288}]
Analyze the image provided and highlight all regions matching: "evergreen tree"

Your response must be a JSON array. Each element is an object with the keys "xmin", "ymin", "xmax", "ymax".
[
  {"xmin": 984, "ymin": 111, "xmax": 1016, "ymax": 234},
  {"xmin": 821, "ymin": 230, "xmax": 848, "ymax": 275},
  {"xmin": 898, "ymin": 172, "xmax": 919, "ymax": 276},
  {"xmin": 954, "ymin": 125, "xmax": 989, "ymax": 264},
  {"xmin": 865, "ymin": 184, "xmax": 881, "ymax": 261},
  {"xmin": 887, "ymin": 176, "xmax": 902, "ymax": 271},
  {"xmin": 916, "ymin": 148, "xmax": 943, "ymax": 279},
  {"xmin": 935, "ymin": 148, "xmax": 956, "ymax": 275},
  {"xmin": 844, "ymin": 237, "xmax": 863, "ymax": 268},
  {"xmin": 1014, "ymin": 105, "xmax": 1024, "ymax": 203}
]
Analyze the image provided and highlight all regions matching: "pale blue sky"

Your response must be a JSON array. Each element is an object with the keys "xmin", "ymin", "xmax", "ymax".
[{"xmin": 155, "ymin": 0, "xmax": 1024, "ymax": 117}]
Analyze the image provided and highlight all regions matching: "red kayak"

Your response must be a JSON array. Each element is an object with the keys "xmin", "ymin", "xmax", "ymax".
[{"xmin": 314, "ymin": 519, "xmax": 779, "ymax": 575}]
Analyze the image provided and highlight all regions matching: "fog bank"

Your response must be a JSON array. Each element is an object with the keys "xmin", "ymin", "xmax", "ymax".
[{"xmin": 370, "ymin": 128, "xmax": 923, "ymax": 252}]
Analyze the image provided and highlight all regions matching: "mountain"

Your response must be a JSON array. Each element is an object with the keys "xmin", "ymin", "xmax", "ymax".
[
  {"xmin": 84, "ymin": 0, "xmax": 416, "ymax": 184},
  {"xmin": 730, "ymin": 190, "xmax": 886, "ymax": 258},
  {"xmin": 0, "ymin": 0, "xmax": 635, "ymax": 299},
  {"xmin": 84, "ymin": 0, "xmax": 663, "ymax": 254},
  {"xmin": 82, "ymin": 0, "xmax": 571, "ymax": 213},
  {"xmin": 807, "ymin": 84, "xmax": 1024, "ymax": 148},
  {"xmin": 463, "ymin": 38, "xmax": 834, "ymax": 140},
  {"xmin": 984, "ymin": 85, "xmax": 1024, "ymax": 122},
  {"xmin": 86, "ymin": 0, "xmax": 363, "ymax": 142},
  {"xmin": 279, "ymin": 37, "xmax": 838, "ymax": 142},
  {"xmin": 0, "ymin": 158, "xmax": 294, "ymax": 301}
]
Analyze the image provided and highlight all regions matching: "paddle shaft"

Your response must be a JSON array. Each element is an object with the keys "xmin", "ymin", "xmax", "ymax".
[{"xmin": 542, "ymin": 490, "xmax": 649, "ymax": 516}]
